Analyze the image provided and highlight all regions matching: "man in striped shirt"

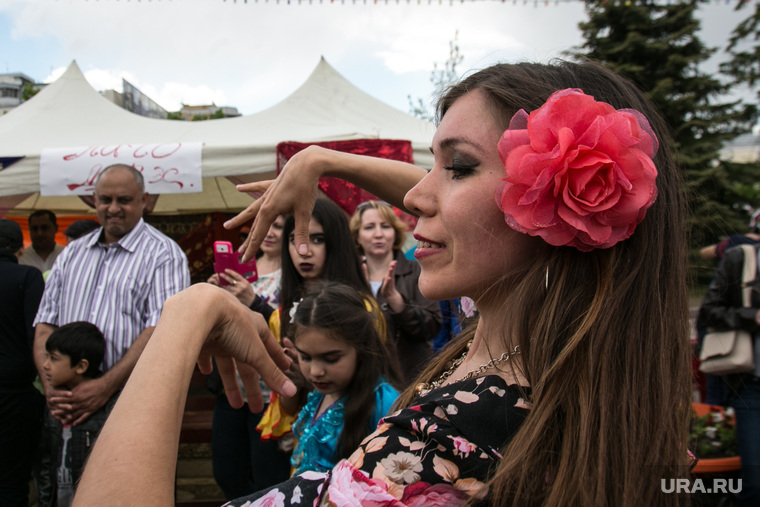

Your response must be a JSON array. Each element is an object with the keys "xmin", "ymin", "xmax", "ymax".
[{"xmin": 33, "ymin": 164, "xmax": 190, "ymax": 426}]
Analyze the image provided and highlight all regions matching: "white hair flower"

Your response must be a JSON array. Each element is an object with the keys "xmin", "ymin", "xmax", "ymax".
[{"xmin": 289, "ymin": 299, "xmax": 302, "ymax": 324}]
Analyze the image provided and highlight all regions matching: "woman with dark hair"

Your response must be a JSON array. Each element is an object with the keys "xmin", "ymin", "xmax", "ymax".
[
  {"xmin": 255, "ymin": 197, "xmax": 390, "ymax": 444},
  {"xmin": 278, "ymin": 197, "xmax": 372, "ymax": 342},
  {"xmin": 75, "ymin": 60, "xmax": 691, "ymax": 506}
]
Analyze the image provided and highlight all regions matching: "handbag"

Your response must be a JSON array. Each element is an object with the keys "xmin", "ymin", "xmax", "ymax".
[{"xmin": 699, "ymin": 244, "xmax": 757, "ymax": 375}]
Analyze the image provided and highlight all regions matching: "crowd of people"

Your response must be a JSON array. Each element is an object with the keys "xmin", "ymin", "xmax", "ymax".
[
  {"xmin": 0, "ymin": 58, "xmax": 757, "ymax": 507},
  {"xmin": 1, "ymin": 164, "xmax": 190, "ymax": 507}
]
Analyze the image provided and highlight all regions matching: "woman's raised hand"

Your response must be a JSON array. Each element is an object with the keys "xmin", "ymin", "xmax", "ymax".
[
  {"xmin": 167, "ymin": 284, "xmax": 297, "ymax": 412},
  {"xmin": 224, "ymin": 145, "xmax": 426, "ymax": 262},
  {"xmin": 226, "ymin": 146, "xmax": 328, "ymax": 261},
  {"xmin": 379, "ymin": 260, "xmax": 405, "ymax": 314}
]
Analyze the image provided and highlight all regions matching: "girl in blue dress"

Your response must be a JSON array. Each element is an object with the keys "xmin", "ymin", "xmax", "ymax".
[{"xmin": 287, "ymin": 281, "xmax": 401, "ymax": 475}]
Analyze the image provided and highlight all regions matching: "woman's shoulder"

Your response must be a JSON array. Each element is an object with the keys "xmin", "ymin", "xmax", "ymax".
[
  {"xmin": 399, "ymin": 375, "xmax": 531, "ymax": 450},
  {"xmin": 339, "ymin": 376, "xmax": 530, "ymax": 502},
  {"xmin": 415, "ymin": 375, "xmax": 530, "ymax": 411}
]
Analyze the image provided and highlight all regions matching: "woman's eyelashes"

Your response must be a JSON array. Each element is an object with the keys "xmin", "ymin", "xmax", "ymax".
[{"xmin": 443, "ymin": 159, "xmax": 478, "ymax": 179}]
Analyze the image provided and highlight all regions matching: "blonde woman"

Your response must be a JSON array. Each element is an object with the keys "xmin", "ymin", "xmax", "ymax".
[{"xmin": 349, "ymin": 201, "xmax": 441, "ymax": 385}]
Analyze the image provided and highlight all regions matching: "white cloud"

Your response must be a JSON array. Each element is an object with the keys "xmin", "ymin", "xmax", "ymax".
[
  {"xmin": 2, "ymin": 0, "xmax": 753, "ymax": 116},
  {"xmin": 41, "ymin": 64, "xmax": 229, "ymax": 112}
]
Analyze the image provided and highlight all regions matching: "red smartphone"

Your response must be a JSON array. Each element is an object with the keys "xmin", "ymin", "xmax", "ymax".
[{"xmin": 213, "ymin": 241, "xmax": 258, "ymax": 286}]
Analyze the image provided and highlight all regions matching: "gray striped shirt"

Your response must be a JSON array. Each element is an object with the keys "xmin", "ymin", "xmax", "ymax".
[{"xmin": 34, "ymin": 219, "xmax": 190, "ymax": 371}]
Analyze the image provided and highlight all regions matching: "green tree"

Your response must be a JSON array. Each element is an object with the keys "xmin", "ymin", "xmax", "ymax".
[
  {"xmin": 408, "ymin": 31, "xmax": 463, "ymax": 122},
  {"xmin": 569, "ymin": 0, "xmax": 754, "ymax": 281},
  {"xmin": 191, "ymin": 108, "xmax": 225, "ymax": 121},
  {"xmin": 721, "ymin": 1, "xmax": 760, "ymax": 103},
  {"xmin": 166, "ymin": 111, "xmax": 184, "ymax": 121},
  {"xmin": 21, "ymin": 82, "xmax": 39, "ymax": 101},
  {"xmin": 719, "ymin": 1, "xmax": 760, "ymax": 235}
]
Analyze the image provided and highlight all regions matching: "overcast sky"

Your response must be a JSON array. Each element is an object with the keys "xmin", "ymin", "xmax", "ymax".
[{"xmin": 0, "ymin": 0, "xmax": 753, "ymax": 116}]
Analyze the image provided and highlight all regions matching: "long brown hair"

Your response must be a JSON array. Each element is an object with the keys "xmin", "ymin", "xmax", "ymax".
[
  {"xmin": 395, "ymin": 60, "xmax": 691, "ymax": 506},
  {"xmin": 292, "ymin": 281, "xmax": 402, "ymax": 461},
  {"xmin": 280, "ymin": 198, "xmax": 371, "ymax": 340}
]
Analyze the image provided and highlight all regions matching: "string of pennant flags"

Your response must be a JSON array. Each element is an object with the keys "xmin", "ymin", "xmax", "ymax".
[
  {"xmin": 219, "ymin": 0, "xmax": 750, "ymax": 4},
  {"xmin": 69, "ymin": 0, "xmax": 753, "ymax": 5},
  {"xmin": 217, "ymin": 0, "xmax": 750, "ymax": 4}
]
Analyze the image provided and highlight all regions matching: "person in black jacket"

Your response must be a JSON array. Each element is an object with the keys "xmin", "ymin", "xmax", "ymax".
[
  {"xmin": 349, "ymin": 201, "xmax": 442, "ymax": 386},
  {"xmin": 0, "ymin": 218, "xmax": 45, "ymax": 507},
  {"xmin": 699, "ymin": 244, "xmax": 760, "ymax": 507}
]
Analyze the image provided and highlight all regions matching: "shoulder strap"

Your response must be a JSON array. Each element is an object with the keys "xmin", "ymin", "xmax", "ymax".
[{"xmin": 738, "ymin": 244, "xmax": 757, "ymax": 308}]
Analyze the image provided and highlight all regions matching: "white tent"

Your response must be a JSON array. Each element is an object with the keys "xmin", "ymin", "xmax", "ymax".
[{"xmin": 0, "ymin": 57, "xmax": 435, "ymax": 216}]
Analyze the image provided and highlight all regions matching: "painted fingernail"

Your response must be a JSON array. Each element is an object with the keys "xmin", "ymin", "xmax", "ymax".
[{"xmin": 282, "ymin": 379, "xmax": 298, "ymax": 397}]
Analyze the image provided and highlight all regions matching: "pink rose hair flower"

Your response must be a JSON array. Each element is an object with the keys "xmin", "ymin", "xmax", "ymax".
[{"xmin": 496, "ymin": 88, "xmax": 659, "ymax": 252}]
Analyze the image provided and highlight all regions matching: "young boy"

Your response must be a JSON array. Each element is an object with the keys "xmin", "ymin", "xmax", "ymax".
[{"xmin": 39, "ymin": 321, "xmax": 118, "ymax": 507}]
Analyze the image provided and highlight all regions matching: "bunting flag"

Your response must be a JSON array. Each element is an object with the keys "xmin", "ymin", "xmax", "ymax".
[
  {"xmin": 215, "ymin": 0, "xmax": 746, "ymax": 4},
  {"xmin": 58, "ymin": 0, "xmax": 750, "ymax": 5}
]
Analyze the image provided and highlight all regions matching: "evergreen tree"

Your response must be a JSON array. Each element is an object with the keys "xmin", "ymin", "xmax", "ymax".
[
  {"xmin": 568, "ymin": 0, "xmax": 753, "ymax": 280},
  {"xmin": 722, "ymin": 1, "xmax": 760, "ymax": 104},
  {"xmin": 719, "ymin": 0, "xmax": 760, "ymax": 268}
]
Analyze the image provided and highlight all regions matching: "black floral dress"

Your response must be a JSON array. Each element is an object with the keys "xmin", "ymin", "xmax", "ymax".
[{"xmin": 224, "ymin": 376, "xmax": 531, "ymax": 506}]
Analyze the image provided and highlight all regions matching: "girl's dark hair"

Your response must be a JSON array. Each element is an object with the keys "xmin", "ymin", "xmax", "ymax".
[
  {"xmin": 395, "ymin": 60, "xmax": 691, "ymax": 506},
  {"xmin": 293, "ymin": 281, "xmax": 401, "ymax": 461},
  {"xmin": 280, "ymin": 197, "xmax": 371, "ymax": 339},
  {"xmin": 46, "ymin": 321, "xmax": 106, "ymax": 378}
]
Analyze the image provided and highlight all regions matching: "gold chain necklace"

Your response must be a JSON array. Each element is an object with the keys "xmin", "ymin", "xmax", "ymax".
[{"xmin": 415, "ymin": 339, "xmax": 521, "ymax": 397}]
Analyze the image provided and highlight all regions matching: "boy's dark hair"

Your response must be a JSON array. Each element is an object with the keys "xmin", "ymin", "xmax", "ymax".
[{"xmin": 46, "ymin": 321, "xmax": 106, "ymax": 378}]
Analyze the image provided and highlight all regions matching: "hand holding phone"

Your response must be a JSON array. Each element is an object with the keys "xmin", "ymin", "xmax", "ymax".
[{"xmin": 213, "ymin": 241, "xmax": 258, "ymax": 286}]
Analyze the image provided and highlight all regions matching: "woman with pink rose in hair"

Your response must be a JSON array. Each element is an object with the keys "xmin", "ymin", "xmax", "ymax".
[{"xmin": 75, "ymin": 60, "xmax": 691, "ymax": 507}]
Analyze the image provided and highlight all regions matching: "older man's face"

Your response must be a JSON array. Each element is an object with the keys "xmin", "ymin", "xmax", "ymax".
[{"xmin": 94, "ymin": 168, "xmax": 147, "ymax": 244}]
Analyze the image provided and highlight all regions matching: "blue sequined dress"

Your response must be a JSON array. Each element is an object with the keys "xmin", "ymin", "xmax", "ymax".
[{"xmin": 290, "ymin": 380, "xmax": 399, "ymax": 476}]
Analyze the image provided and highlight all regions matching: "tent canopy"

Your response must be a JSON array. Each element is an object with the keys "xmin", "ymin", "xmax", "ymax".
[{"xmin": 0, "ymin": 57, "xmax": 435, "ymax": 215}]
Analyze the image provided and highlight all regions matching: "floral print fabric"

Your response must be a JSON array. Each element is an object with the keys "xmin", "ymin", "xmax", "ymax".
[{"xmin": 224, "ymin": 376, "xmax": 530, "ymax": 506}]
